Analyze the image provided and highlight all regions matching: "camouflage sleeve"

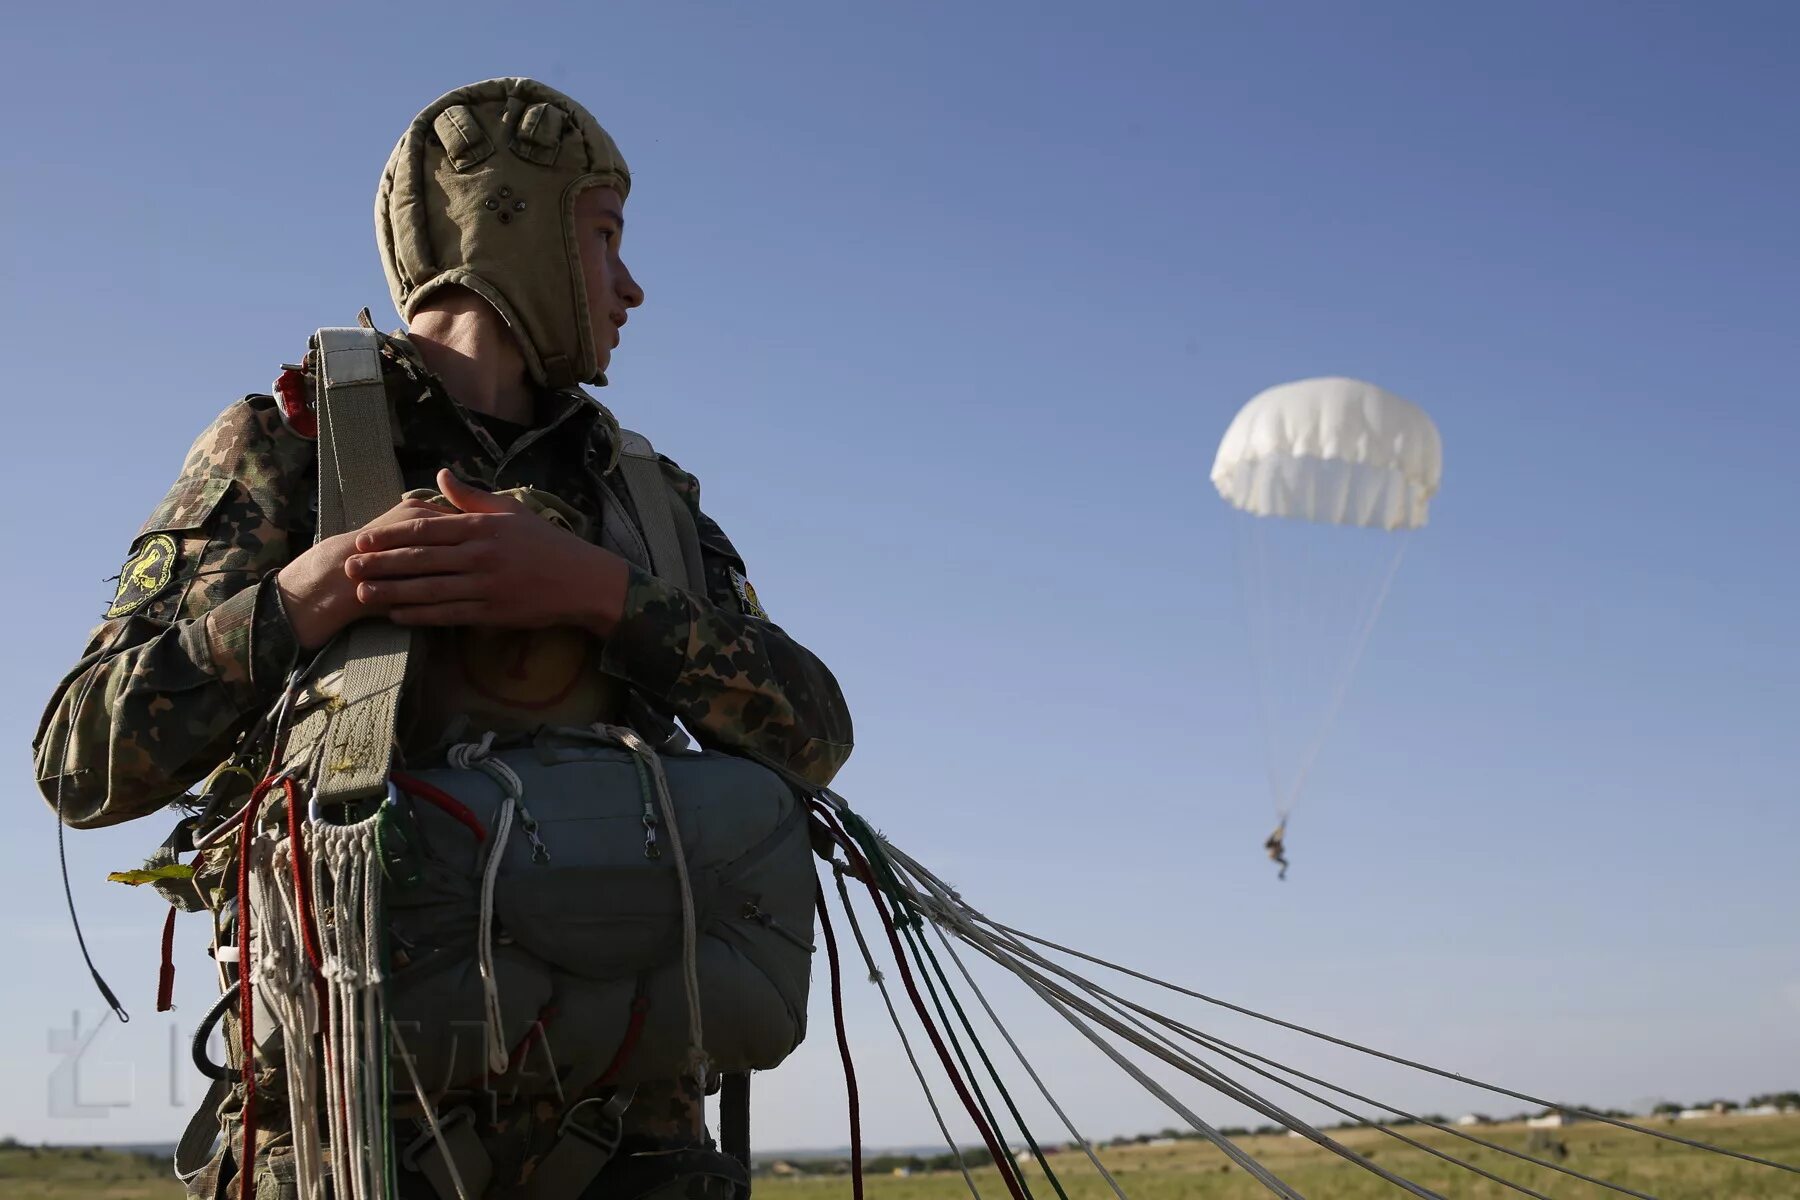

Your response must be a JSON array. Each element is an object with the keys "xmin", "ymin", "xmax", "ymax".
[
  {"xmin": 33, "ymin": 398, "xmax": 314, "ymax": 828},
  {"xmin": 598, "ymin": 464, "xmax": 854, "ymax": 787}
]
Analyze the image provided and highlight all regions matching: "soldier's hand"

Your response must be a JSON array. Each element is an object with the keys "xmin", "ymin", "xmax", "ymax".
[
  {"xmin": 343, "ymin": 469, "xmax": 631, "ymax": 633},
  {"xmin": 276, "ymin": 495, "xmax": 452, "ymax": 650}
]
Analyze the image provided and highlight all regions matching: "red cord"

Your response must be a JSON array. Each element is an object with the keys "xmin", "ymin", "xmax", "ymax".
[
  {"xmin": 276, "ymin": 777, "xmax": 332, "ymax": 1046},
  {"xmin": 816, "ymin": 882, "xmax": 863, "ymax": 1200},
  {"xmin": 508, "ymin": 1004, "xmax": 558, "ymax": 1070},
  {"xmin": 156, "ymin": 908, "xmax": 177, "ymax": 1013},
  {"xmin": 280, "ymin": 781, "xmax": 322, "ymax": 973},
  {"xmin": 596, "ymin": 990, "xmax": 651, "ymax": 1086},
  {"xmin": 451, "ymin": 985, "xmax": 648, "ymax": 1095},
  {"xmin": 809, "ymin": 803, "xmax": 1029, "ymax": 1200},
  {"xmin": 391, "ymin": 771, "xmax": 487, "ymax": 841}
]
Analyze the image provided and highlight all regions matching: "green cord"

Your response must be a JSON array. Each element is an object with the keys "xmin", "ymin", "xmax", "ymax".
[
  {"xmin": 911, "ymin": 918, "xmax": 1070, "ymax": 1200},
  {"xmin": 894, "ymin": 911, "xmax": 1036, "ymax": 1198}
]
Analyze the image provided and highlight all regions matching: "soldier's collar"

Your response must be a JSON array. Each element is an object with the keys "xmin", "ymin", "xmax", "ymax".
[
  {"xmin": 382, "ymin": 328, "xmax": 619, "ymax": 462},
  {"xmin": 568, "ymin": 389, "xmax": 623, "ymax": 474}
]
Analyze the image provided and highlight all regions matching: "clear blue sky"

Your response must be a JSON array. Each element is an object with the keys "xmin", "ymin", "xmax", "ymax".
[{"xmin": 3, "ymin": 0, "xmax": 1795, "ymax": 1154}]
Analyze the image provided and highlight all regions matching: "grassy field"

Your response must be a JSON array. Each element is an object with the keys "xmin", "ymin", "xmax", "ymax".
[
  {"xmin": 0, "ymin": 1142, "xmax": 182, "ymax": 1200},
  {"xmin": 758, "ymin": 1114, "xmax": 1800, "ymax": 1200},
  {"xmin": 3, "ymin": 1114, "xmax": 1795, "ymax": 1198}
]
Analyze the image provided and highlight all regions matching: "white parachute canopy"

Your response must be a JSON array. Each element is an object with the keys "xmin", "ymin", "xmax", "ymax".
[
  {"xmin": 1211, "ymin": 377, "xmax": 1442, "ymax": 531},
  {"xmin": 1214, "ymin": 378, "xmax": 1443, "ymax": 845}
]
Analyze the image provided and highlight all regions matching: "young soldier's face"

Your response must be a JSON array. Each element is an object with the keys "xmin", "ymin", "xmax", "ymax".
[{"xmin": 574, "ymin": 186, "xmax": 644, "ymax": 374}]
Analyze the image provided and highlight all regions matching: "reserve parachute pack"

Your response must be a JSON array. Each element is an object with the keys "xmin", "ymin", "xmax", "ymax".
[
  {"xmin": 189, "ymin": 327, "xmax": 812, "ymax": 1200},
  {"xmin": 383, "ymin": 727, "xmax": 815, "ymax": 1092}
]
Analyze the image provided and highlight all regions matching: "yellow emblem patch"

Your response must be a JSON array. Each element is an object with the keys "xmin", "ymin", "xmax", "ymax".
[
  {"xmin": 108, "ymin": 533, "xmax": 179, "ymax": 617},
  {"xmin": 731, "ymin": 569, "xmax": 767, "ymax": 620}
]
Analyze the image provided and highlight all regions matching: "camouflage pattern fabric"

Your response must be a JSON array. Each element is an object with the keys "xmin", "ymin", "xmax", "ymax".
[
  {"xmin": 36, "ymin": 331, "xmax": 852, "ymax": 1193},
  {"xmin": 621, "ymin": 1074, "xmax": 712, "ymax": 1150}
]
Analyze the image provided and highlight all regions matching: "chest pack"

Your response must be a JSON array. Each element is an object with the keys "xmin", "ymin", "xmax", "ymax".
[
  {"xmin": 191, "ymin": 328, "xmax": 813, "ymax": 1200},
  {"xmin": 384, "ymin": 728, "xmax": 814, "ymax": 1092}
]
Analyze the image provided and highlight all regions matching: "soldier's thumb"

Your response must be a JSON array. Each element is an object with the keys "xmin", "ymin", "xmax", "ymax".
[{"xmin": 437, "ymin": 469, "xmax": 522, "ymax": 515}]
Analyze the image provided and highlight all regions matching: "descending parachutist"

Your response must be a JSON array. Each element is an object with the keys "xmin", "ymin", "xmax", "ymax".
[
  {"xmin": 1264, "ymin": 822, "xmax": 1289, "ymax": 881},
  {"xmin": 1216, "ymin": 378, "xmax": 1439, "ymax": 878}
]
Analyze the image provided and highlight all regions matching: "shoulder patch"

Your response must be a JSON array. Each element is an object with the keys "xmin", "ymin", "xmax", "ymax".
[
  {"xmin": 730, "ymin": 568, "xmax": 767, "ymax": 620},
  {"xmin": 107, "ymin": 534, "xmax": 180, "ymax": 618}
]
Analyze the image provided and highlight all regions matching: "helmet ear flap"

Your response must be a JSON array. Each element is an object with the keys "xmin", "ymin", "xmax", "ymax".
[
  {"xmin": 432, "ymin": 105, "xmax": 495, "ymax": 171},
  {"xmin": 511, "ymin": 102, "xmax": 566, "ymax": 165}
]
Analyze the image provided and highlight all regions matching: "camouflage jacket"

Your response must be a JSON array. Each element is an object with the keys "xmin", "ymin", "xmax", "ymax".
[{"xmin": 34, "ymin": 334, "xmax": 853, "ymax": 829}]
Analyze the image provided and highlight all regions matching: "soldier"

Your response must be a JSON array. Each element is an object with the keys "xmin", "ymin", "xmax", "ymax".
[
  {"xmin": 1264, "ymin": 821, "xmax": 1288, "ymax": 881},
  {"xmin": 34, "ymin": 78, "xmax": 853, "ymax": 1198}
]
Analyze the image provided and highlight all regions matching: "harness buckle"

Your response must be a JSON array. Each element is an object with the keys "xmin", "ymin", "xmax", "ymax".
[
  {"xmin": 557, "ymin": 1085, "xmax": 635, "ymax": 1153},
  {"xmin": 307, "ymin": 780, "xmax": 402, "ymax": 826}
]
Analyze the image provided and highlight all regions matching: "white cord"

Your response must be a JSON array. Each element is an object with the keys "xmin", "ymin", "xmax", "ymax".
[
  {"xmin": 604, "ymin": 725, "xmax": 709, "ymax": 1087},
  {"xmin": 449, "ymin": 733, "xmax": 526, "ymax": 1076},
  {"xmin": 310, "ymin": 812, "xmax": 390, "ymax": 1200},
  {"xmin": 254, "ymin": 835, "xmax": 326, "ymax": 1200}
]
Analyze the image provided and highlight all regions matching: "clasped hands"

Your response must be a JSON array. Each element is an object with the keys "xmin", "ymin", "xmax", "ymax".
[{"xmin": 277, "ymin": 470, "xmax": 629, "ymax": 651}]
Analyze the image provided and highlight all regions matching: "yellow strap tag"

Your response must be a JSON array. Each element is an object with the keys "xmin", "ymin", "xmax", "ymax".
[
  {"xmin": 106, "ymin": 865, "xmax": 196, "ymax": 887},
  {"xmin": 107, "ymin": 533, "xmax": 179, "ymax": 617}
]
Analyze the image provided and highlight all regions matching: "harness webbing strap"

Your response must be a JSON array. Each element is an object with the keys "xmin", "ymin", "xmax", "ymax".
[
  {"xmin": 174, "ymin": 1076, "xmax": 232, "ymax": 1185},
  {"xmin": 400, "ymin": 1106, "xmax": 491, "ymax": 1200},
  {"xmin": 617, "ymin": 429, "xmax": 705, "ymax": 592},
  {"xmin": 288, "ymin": 327, "xmax": 414, "ymax": 804},
  {"xmin": 315, "ymin": 331, "xmax": 403, "ymax": 533},
  {"xmin": 248, "ymin": 352, "xmax": 746, "ymax": 1200}
]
